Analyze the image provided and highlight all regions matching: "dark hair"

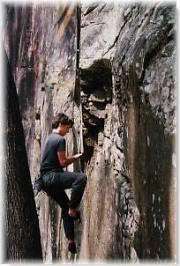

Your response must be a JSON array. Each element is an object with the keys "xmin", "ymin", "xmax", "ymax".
[{"xmin": 52, "ymin": 113, "xmax": 74, "ymax": 129}]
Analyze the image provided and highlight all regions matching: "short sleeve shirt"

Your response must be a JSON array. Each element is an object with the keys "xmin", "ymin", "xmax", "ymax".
[{"xmin": 40, "ymin": 132, "xmax": 66, "ymax": 175}]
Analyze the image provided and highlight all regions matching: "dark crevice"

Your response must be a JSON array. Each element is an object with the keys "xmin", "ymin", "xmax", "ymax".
[
  {"xmin": 74, "ymin": 5, "xmax": 81, "ymax": 106},
  {"xmin": 80, "ymin": 59, "xmax": 112, "ymax": 168},
  {"xmin": 80, "ymin": 59, "xmax": 112, "ymax": 94},
  {"xmin": 35, "ymin": 112, "xmax": 40, "ymax": 120},
  {"xmin": 83, "ymin": 5, "xmax": 99, "ymax": 16}
]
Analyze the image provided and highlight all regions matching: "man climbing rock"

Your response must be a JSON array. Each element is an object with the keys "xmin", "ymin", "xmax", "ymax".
[{"xmin": 40, "ymin": 113, "xmax": 87, "ymax": 254}]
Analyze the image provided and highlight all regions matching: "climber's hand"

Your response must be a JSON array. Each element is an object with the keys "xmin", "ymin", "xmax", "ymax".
[{"xmin": 73, "ymin": 153, "xmax": 83, "ymax": 159}]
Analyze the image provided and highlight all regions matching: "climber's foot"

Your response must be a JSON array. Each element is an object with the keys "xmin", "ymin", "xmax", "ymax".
[
  {"xmin": 68, "ymin": 240, "xmax": 77, "ymax": 254},
  {"xmin": 68, "ymin": 208, "xmax": 77, "ymax": 217},
  {"xmin": 68, "ymin": 208, "xmax": 81, "ymax": 223}
]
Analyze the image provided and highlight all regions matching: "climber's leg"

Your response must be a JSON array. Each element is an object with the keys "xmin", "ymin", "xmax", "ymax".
[
  {"xmin": 44, "ymin": 186, "xmax": 75, "ymax": 241},
  {"xmin": 46, "ymin": 171, "xmax": 87, "ymax": 214}
]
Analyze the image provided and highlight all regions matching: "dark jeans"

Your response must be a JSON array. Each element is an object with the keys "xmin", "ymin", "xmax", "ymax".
[{"xmin": 42, "ymin": 171, "xmax": 87, "ymax": 240}]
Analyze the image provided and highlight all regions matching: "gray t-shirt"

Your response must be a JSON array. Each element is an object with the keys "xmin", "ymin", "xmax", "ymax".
[{"xmin": 40, "ymin": 132, "xmax": 66, "ymax": 175}]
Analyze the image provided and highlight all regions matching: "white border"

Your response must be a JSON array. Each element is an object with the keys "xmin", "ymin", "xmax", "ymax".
[{"xmin": 0, "ymin": 0, "xmax": 178, "ymax": 265}]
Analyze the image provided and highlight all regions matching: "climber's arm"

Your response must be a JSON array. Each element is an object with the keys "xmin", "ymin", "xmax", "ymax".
[{"xmin": 57, "ymin": 151, "xmax": 82, "ymax": 167}]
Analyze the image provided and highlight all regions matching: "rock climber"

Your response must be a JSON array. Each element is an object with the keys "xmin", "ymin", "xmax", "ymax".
[{"xmin": 40, "ymin": 113, "xmax": 87, "ymax": 254}]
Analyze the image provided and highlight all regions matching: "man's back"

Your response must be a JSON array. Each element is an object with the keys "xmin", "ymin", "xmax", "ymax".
[{"xmin": 40, "ymin": 132, "xmax": 65, "ymax": 176}]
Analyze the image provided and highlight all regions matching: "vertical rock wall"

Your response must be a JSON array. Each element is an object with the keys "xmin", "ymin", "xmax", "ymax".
[
  {"xmin": 80, "ymin": 1, "xmax": 176, "ymax": 260},
  {"xmin": 4, "ymin": 1, "xmax": 176, "ymax": 262},
  {"xmin": 4, "ymin": 3, "xmax": 80, "ymax": 261},
  {"xmin": 113, "ymin": 3, "xmax": 176, "ymax": 259},
  {"xmin": 79, "ymin": 3, "xmax": 140, "ymax": 260}
]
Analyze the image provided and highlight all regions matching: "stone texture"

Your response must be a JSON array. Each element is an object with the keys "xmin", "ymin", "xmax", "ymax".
[
  {"xmin": 79, "ymin": 1, "xmax": 176, "ymax": 260},
  {"xmin": 4, "ymin": 3, "xmax": 80, "ymax": 261}
]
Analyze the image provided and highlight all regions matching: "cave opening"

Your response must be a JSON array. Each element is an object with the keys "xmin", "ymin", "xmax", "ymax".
[{"xmin": 80, "ymin": 59, "xmax": 112, "ymax": 170}]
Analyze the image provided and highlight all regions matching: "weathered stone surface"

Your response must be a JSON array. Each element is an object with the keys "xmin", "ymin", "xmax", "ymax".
[
  {"xmin": 5, "ymin": 1, "xmax": 176, "ymax": 262},
  {"xmin": 79, "ymin": 1, "xmax": 176, "ymax": 260},
  {"xmin": 4, "ymin": 3, "xmax": 80, "ymax": 261},
  {"xmin": 80, "ymin": 2, "xmax": 122, "ymax": 68}
]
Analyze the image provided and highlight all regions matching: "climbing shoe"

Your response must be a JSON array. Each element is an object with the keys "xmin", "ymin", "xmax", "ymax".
[
  {"xmin": 68, "ymin": 209, "xmax": 81, "ymax": 223},
  {"xmin": 68, "ymin": 241, "xmax": 77, "ymax": 254}
]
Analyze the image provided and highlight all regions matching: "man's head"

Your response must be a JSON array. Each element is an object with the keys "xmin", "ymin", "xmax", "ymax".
[{"xmin": 52, "ymin": 113, "xmax": 74, "ymax": 136}]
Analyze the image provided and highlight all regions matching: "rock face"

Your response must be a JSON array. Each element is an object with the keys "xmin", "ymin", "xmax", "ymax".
[
  {"xmin": 79, "ymin": 2, "xmax": 176, "ymax": 260},
  {"xmin": 5, "ymin": 3, "xmax": 80, "ymax": 261},
  {"xmin": 5, "ymin": 51, "xmax": 42, "ymax": 261},
  {"xmin": 4, "ymin": 1, "xmax": 176, "ymax": 262}
]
